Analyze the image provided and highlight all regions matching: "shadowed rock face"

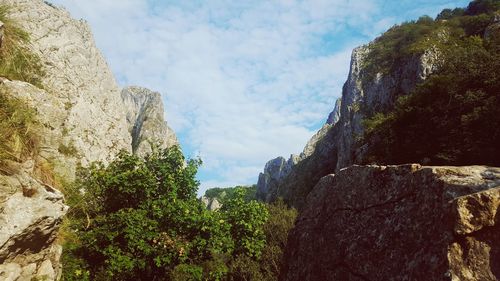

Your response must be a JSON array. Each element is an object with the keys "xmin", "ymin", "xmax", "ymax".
[{"xmin": 281, "ymin": 164, "xmax": 500, "ymax": 281}]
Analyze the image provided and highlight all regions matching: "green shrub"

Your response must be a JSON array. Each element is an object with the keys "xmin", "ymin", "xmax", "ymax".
[
  {"xmin": 61, "ymin": 147, "xmax": 273, "ymax": 281},
  {"xmin": 0, "ymin": 5, "xmax": 45, "ymax": 87},
  {"xmin": 362, "ymin": 34, "xmax": 500, "ymax": 166}
]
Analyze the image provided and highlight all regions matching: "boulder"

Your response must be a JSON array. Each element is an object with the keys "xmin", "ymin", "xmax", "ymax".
[{"xmin": 281, "ymin": 164, "xmax": 500, "ymax": 281}]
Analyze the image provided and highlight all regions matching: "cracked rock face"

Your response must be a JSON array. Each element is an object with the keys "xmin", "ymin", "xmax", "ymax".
[
  {"xmin": 0, "ymin": 159, "xmax": 68, "ymax": 281},
  {"xmin": 0, "ymin": 1, "xmax": 178, "ymax": 280},
  {"xmin": 121, "ymin": 86, "xmax": 178, "ymax": 157},
  {"xmin": 281, "ymin": 164, "xmax": 500, "ymax": 281},
  {"xmin": 262, "ymin": 43, "xmax": 439, "ymax": 209}
]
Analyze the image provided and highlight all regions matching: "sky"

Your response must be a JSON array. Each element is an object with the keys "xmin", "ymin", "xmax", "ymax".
[{"xmin": 48, "ymin": 0, "xmax": 470, "ymax": 195}]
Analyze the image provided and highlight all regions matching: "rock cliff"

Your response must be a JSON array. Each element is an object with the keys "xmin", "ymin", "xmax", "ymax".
[
  {"xmin": 0, "ymin": 1, "xmax": 178, "ymax": 280},
  {"xmin": 258, "ymin": 42, "xmax": 439, "ymax": 209},
  {"xmin": 122, "ymin": 86, "xmax": 178, "ymax": 157},
  {"xmin": 281, "ymin": 164, "xmax": 500, "ymax": 281},
  {"xmin": 256, "ymin": 98, "xmax": 341, "ymax": 202}
]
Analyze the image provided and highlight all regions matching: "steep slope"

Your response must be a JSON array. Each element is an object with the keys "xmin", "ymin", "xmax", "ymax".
[
  {"xmin": 122, "ymin": 86, "xmax": 178, "ymax": 157},
  {"xmin": 0, "ymin": 1, "xmax": 178, "ymax": 280},
  {"xmin": 256, "ymin": 98, "xmax": 341, "ymax": 202},
  {"xmin": 259, "ymin": 43, "xmax": 437, "ymax": 209},
  {"xmin": 258, "ymin": 2, "xmax": 500, "ymax": 209},
  {"xmin": 281, "ymin": 164, "xmax": 500, "ymax": 281}
]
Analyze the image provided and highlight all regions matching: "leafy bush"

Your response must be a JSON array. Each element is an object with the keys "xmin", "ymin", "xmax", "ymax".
[
  {"xmin": 259, "ymin": 200, "xmax": 297, "ymax": 281},
  {"xmin": 61, "ymin": 147, "xmax": 273, "ymax": 281},
  {"xmin": 0, "ymin": 5, "xmax": 45, "ymax": 87},
  {"xmin": 221, "ymin": 188, "xmax": 269, "ymax": 258}
]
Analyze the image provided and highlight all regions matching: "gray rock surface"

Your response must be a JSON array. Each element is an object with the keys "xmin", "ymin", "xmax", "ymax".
[
  {"xmin": 260, "ymin": 43, "xmax": 439, "ymax": 209},
  {"xmin": 0, "ymin": 158, "xmax": 68, "ymax": 281},
  {"xmin": 256, "ymin": 98, "xmax": 342, "ymax": 202},
  {"xmin": 201, "ymin": 196, "xmax": 222, "ymax": 211},
  {"xmin": 4, "ymin": 0, "xmax": 132, "ymax": 168},
  {"xmin": 122, "ymin": 86, "xmax": 178, "ymax": 157},
  {"xmin": 281, "ymin": 164, "xmax": 500, "ymax": 281},
  {"xmin": 257, "ymin": 156, "xmax": 300, "ymax": 201},
  {"xmin": 0, "ymin": 1, "xmax": 179, "ymax": 280}
]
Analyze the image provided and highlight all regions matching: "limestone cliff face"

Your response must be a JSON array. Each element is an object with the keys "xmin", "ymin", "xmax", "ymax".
[
  {"xmin": 281, "ymin": 164, "xmax": 500, "ymax": 281},
  {"xmin": 122, "ymin": 86, "xmax": 178, "ymax": 157},
  {"xmin": 256, "ymin": 98, "xmax": 341, "ymax": 202},
  {"xmin": 0, "ymin": 1, "xmax": 178, "ymax": 280},
  {"xmin": 258, "ymin": 43, "xmax": 439, "ymax": 209}
]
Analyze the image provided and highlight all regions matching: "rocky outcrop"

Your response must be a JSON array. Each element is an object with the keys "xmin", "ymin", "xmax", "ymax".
[
  {"xmin": 260, "ymin": 43, "xmax": 439, "ymax": 209},
  {"xmin": 0, "ymin": 1, "xmax": 179, "ymax": 280},
  {"xmin": 256, "ymin": 98, "xmax": 342, "ymax": 202},
  {"xmin": 201, "ymin": 196, "xmax": 222, "ymax": 211},
  {"xmin": 257, "ymin": 156, "xmax": 300, "ymax": 201},
  {"xmin": 122, "ymin": 86, "xmax": 178, "ymax": 157},
  {"xmin": 4, "ymin": 0, "xmax": 132, "ymax": 169},
  {"xmin": 281, "ymin": 164, "xmax": 500, "ymax": 281},
  {"xmin": 0, "ymin": 160, "xmax": 68, "ymax": 281}
]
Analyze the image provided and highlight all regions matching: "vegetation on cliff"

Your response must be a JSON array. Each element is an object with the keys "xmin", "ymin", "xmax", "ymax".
[
  {"xmin": 0, "ymin": 88, "xmax": 39, "ymax": 171},
  {"xmin": 61, "ymin": 147, "xmax": 296, "ymax": 281},
  {"xmin": 362, "ymin": 0, "xmax": 500, "ymax": 166},
  {"xmin": 0, "ymin": 5, "xmax": 45, "ymax": 87}
]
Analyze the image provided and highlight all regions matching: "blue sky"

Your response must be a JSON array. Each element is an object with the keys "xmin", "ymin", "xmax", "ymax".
[{"xmin": 49, "ymin": 0, "xmax": 470, "ymax": 195}]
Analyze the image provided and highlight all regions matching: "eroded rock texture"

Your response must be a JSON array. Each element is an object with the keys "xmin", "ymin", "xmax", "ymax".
[
  {"xmin": 0, "ymin": 159, "xmax": 68, "ymax": 281},
  {"xmin": 281, "ymin": 165, "xmax": 500, "ymax": 281},
  {"xmin": 122, "ymin": 86, "xmax": 178, "ymax": 157},
  {"xmin": 259, "ymin": 42, "xmax": 439, "ymax": 209},
  {"xmin": 0, "ymin": 1, "xmax": 178, "ymax": 280}
]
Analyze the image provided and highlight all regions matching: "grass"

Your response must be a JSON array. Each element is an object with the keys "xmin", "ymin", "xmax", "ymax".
[
  {"xmin": 0, "ymin": 88, "xmax": 40, "ymax": 172},
  {"xmin": 0, "ymin": 5, "xmax": 45, "ymax": 87}
]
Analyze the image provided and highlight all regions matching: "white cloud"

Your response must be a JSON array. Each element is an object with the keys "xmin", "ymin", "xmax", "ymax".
[{"xmin": 48, "ymin": 0, "xmax": 471, "ymax": 194}]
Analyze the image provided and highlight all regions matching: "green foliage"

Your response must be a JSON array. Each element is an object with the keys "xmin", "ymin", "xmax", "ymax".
[
  {"xmin": 363, "ymin": 0, "xmax": 499, "ymax": 83},
  {"xmin": 259, "ymin": 200, "xmax": 297, "ymax": 281},
  {"xmin": 0, "ymin": 5, "xmax": 45, "ymax": 87},
  {"xmin": 61, "ymin": 147, "xmax": 275, "ymax": 281},
  {"xmin": 221, "ymin": 188, "xmax": 269, "ymax": 258},
  {"xmin": 204, "ymin": 185, "xmax": 257, "ymax": 203},
  {"xmin": 362, "ymin": 16, "xmax": 440, "ymax": 80},
  {"xmin": 171, "ymin": 264, "xmax": 203, "ymax": 281},
  {"xmin": 363, "ymin": 31, "xmax": 500, "ymax": 166},
  {"xmin": 0, "ymin": 88, "xmax": 39, "ymax": 170}
]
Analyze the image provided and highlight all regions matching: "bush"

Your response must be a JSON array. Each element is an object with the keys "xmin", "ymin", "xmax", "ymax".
[
  {"xmin": 61, "ymin": 147, "xmax": 273, "ymax": 281},
  {"xmin": 0, "ymin": 5, "xmax": 45, "ymax": 87}
]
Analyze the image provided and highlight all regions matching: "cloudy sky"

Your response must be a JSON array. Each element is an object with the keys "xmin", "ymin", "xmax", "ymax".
[{"xmin": 49, "ymin": 0, "xmax": 469, "ymax": 195}]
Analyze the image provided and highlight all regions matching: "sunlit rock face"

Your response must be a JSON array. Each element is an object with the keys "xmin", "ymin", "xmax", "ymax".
[
  {"xmin": 121, "ymin": 86, "xmax": 179, "ymax": 157},
  {"xmin": 258, "ymin": 42, "xmax": 439, "ymax": 209},
  {"xmin": 0, "ymin": 1, "xmax": 178, "ymax": 280},
  {"xmin": 281, "ymin": 164, "xmax": 500, "ymax": 281}
]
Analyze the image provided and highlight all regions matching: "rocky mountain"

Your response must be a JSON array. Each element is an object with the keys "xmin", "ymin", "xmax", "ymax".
[
  {"xmin": 122, "ymin": 86, "xmax": 178, "ymax": 157},
  {"xmin": 256, "ymin": 97, "xmax": 341, "ymax": 202},
  {"xmin": 281, "ymin": 164, "xmax": 500, "ymax": 281},
  {"xmin": 0, "ymin": 1, "xmax": 178, "ymax": 280},
  {"xmin": 257, "ymin": 42, "xmax": 438, "ymax": 209}
]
